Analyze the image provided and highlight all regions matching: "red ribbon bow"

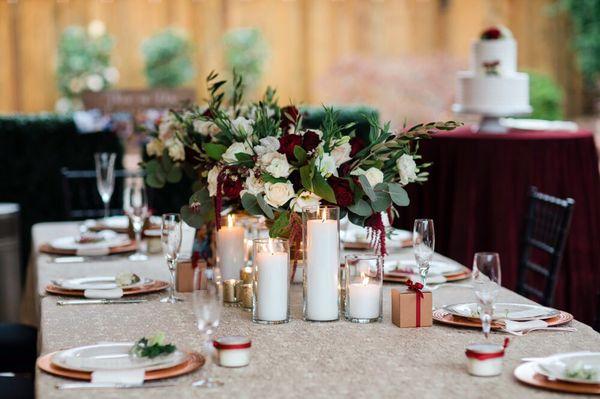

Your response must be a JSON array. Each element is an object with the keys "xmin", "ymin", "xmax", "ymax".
[{"xmin": 405, "ymin": 279, "xmax": 424, "ymax": 327}]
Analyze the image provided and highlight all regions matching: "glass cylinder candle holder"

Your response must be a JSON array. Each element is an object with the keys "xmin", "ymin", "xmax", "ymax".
[
  {"xmin": 344, "ymin": 255, "xmax": 383, "ymax": 323},
  {"xmin": 252, "ymin": 238, "xmax": 290, "ymax": 324},
  {"xmin": 302, "ymin": 205, "xmax": 340, "ymax": 322},
  {"xmin": 216, "ymin": 214, "xmax": 246, "ymax": 281}
]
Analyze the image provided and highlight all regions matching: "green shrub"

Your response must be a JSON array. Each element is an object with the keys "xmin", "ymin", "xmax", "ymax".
[
  {"xmin": 142, "ymin": 28, "xmax": 195, "ymax": 88},
  {"xmin": 223, "ymin": 28, "xmax": 269, "ymax": 93},
  {"xmin": 527, "ymin": 70, "xmax": 564, "ymax": 120}
]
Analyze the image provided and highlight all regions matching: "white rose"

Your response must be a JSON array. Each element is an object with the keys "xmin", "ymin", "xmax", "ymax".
[
  {"xmin": 207, "ymin": 166, "xmax": 221, "ymax": 197},
  {"xmin": 222, "ymin": 142, "xmax": 253, "ymax": 164},
  {"xmin": 86, "ymin": 74, "xmax": 104, "ymax": 92},
  {"xmin": 193, "ymin": 119, "xmax": 219, "ymax": 136},
  {"xmin": 146, "ymin": 138, "xmax": 164, "ymax": 157},
  {"xmin": 264, "ymin": 181, "xmax": 295, "ymax": 208},
  {"xmin": 241, "ymin": 170, "xmax": 265, "ymax": 196},
  {"xmin": 292, "ymin": 191, "xmax": 321, "ymax": 212},
  {"xmin": 316, "ymin": 153, "xmax": 338, "ymax": 177},
  {"xmin": 263, "ymin": 152, "xmax": 291, "ymax": 178},
  {"xmin": 166, "ymin": 139, "xmax": 185, "ymax": 162},
  {"xmin": 351, "ymin": 167, "xmax": 384, "ymax": 187},
  {"xmin": 397, "ymin": 154, "xmax": 418, "ymax": 186},
  {"xmin": 254, "ymin": 137, "xmax": 280, "ymax": 156},
  {"xmin": 103, "ymin": 67, "xmax": 119, "ymax": 84},
  {"xmin": 331, "ymin": 142, "xmax": 352, "ymax": 166},
  {"xmin": 158, "ymin": 114, "xmax": 176, "ymax": 141},
  {"xmin": 231, "ymin": 116, "xmax": 253, "ymax": 137}
]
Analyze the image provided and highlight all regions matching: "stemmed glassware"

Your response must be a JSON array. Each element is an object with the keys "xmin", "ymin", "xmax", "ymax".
[
  {"xmin": 192, "ymin": 265, "xmax": 223, "ymax": 388},
  {"xmin": 94, "ymin": 152, "xmax": 116, "ymax": 219},
  {"xmin": 160, "ymin": 213, "xmax": 183, "ymax": 303},
  {"xmin": 472, "ymin": 252, "xmax": 501, "ymax": 338},
  {"xmin": 413, "ymin": 219, "xmax": 435, "ymax": 287},
  {"xmin": 123, "ymin": 176, "xmax": 148, "ymax": 261}
]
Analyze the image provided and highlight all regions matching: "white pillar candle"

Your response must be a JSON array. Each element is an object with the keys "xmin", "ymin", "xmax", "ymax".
[
  {"xmin": 217, "ymin": 215, "xmax": 245, "ymax": 280},
  {"xmin": 305, "ymin": 218, "xmax": 339, "ymax": 321},
  {"xmin": 348, "ymin": 277, "xmax": 381, "ymax": 319},
  {"xmin": 255, "ymin": 250, "xmax": 289, "ymax": 321}
]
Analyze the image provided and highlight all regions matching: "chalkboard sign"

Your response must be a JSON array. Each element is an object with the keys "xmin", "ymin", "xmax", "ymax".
[{"xmin": 82, "ymin": 88, "xmax": 196, "ymax": 112}]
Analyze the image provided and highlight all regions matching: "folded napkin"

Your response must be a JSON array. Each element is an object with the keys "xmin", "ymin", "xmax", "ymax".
[
  {"xmin": 91, "ymin": 368, "xmax": 145, "ymax": 385},
  {"xmin": 84, "ymin": 288, "xmax": 124, "ymax": 299},
  {"xmin": 502, "ymin": 319, "xmax": 547, "ymax": 332},
  {"xmin": 76, "ymin": 247, "xmax": 110, "ymax": 256},
  {"xmin": 504, "ymin": 308, "xmax": 552, "ymax": 320}
]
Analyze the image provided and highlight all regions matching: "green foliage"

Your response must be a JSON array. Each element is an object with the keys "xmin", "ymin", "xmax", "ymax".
[
  {"xmin": 527, "ymin": 70, "xmax": 564, "ymax": 120},
  {"xmin": 131, "ymin": 335, "xmax": 176, "ymax": 359},
  {"xmin": 141, "ymin": 28, "xmax": 195, "ymax": 88},
  {"xmin": 558, "ymin": 0, "xmax": 600, "ymax": 83},
  {"xmin": 301, "ymin": 105, "xmax": 379, "ymax": 140},
  {"xmin": 223, "ymin": 28, "xmax": 269, "ymax": 93},
  {"xmin": 56, "ymin": 22, "xmax": 117, "ymax": 111}
]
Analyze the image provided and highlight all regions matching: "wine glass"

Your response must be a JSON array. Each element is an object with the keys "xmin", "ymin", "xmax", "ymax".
[
  {"xmin": 123, "ymin": 176, "xmax": 148, "ymax": 261},
  {"xmin": 413, "ymin": 219, "xmax": 435, "ymax": 287},
  {"xmin": 160, "ymin": 213, "xmax": 182, "ymax": 303},
  {"xmin": 192, "ymin": 265, "xmax": 223, "ymax": 388},
  {"xmin": 472, "ymin": 252, "xmax": 501, "ymax": 338},
  {"xmin": 94, "ymin": 152, "xmax": 116, "ymax": 219}
]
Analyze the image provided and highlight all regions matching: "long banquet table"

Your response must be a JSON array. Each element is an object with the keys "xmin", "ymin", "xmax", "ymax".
[{"xmin": 25, "ymin": 222, "xmax": 600, "ymax": 398}]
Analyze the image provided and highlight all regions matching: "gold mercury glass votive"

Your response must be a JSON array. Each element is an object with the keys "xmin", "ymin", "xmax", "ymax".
[
  {"xmin": 240, "ymin": 283, "xmax": 253, "ymax": 312},
  {"xmin": 223, "ymin": 279, "xmax": 241, "ymax": 305},
  {"xmin": 240, "ymin": 266, "xmax": 253, "ymax": 284}
]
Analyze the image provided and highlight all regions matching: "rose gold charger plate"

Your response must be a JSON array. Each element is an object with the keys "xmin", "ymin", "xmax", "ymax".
[
  {"xmin": 514, "ymin": 361, "xmax": 600, "ymax": 395},
  {"xmin": 432, "ymin": 308, "xmax": 574, "ymax": 330},
  {"xmin": 45, "ymin": 280, "xmax": 169, "ymax": 297},
  {"xmin": 37, "ymin": 351, "xmax": 204, "ymax": 381},
  {"xmin": 384, "ymin": 265, "xmax": 471, "ymax": 283},
  {"xmin": 39, "ymin": 242, "xmax": 137, "ymax": 256}
]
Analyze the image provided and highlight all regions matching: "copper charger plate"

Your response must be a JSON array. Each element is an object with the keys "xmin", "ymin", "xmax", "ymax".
[
  {"xmin": 384, "ymin": 266, "xmax": 471, "ymax": 283},
  {"xmin": 37, "ymin": 351, "xmax": 204, "ymax": 381},
  {"xmin": 39, "ymin": 242, "xmax": 137, "ymax": 256},
  {"xmin": 514, "ymin": 361, "xmax": 600, "ymax": 395},
  {"xmin": 45, "ymin": 280, "xmax": 169, "ymax": 297},
  {"xmin": 432, "ymin": 308, "xmax": 573, "ymax": 330},
  {"xmin": 89, "ymin": 224, "xmax": 161, "ymax": 235}
]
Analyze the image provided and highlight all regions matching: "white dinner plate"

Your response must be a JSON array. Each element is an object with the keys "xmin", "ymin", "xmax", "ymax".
[
  {"xmin": 53, "ymin": 276, "xmax": 149, "ymax": 290},
  {"xmin": 50, "ymin": 231, "xmax": 130, "ymax": 251},
  {"xmin": 342, "ymin": 227, "xmax": 412, "ymax": 248},
  {"xmin": 443, "ymin": 302, "xmax": 560, "ymax": 321},
  {"xmin": 52, "ymin": 343, "xmax": 188, "ymax": 372},
  {"xmin": 536, "ymin": 352, "xmax": 600, "ymax": 384},
  {"xmin": 101, "ymin": 216, "xmax": 129, "ymax": 230},
  {"xmin": 386, "ymin": 260, "xmax": 462, "ymax": 276}
]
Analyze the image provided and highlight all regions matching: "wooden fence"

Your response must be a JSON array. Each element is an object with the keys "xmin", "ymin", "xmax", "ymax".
[{"xmin": 0, "ymin": 0, "xmax": 585, "ymax": 116}]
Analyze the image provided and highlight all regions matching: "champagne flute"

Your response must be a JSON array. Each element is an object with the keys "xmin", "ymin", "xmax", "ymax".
[
  {"xmin": 413, "ymin": 219, "xmax": 435, "ymax": 287},
  {"xmin": 472, "ymin": 252, "xmax": 501, "ymax": 338},
  {"xmin": 94, "ymin": 152, "xmax": 116, "ymax": 219},
  {"xmin": 192, "ymin": 265, "xmax": 223, "ymax": 388},
  {"xmin": 160, "ymin": 213, "xmax": 182, "ymax": 303},
  {"xmin": 123, "ymin": 176, "xmax": 148, "ymax": 261}
]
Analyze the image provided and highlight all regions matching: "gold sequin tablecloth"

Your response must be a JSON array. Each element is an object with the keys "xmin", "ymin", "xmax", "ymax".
[{"xmin": 25, "ymin": 222, "xmax": 600, "ymax": 399}]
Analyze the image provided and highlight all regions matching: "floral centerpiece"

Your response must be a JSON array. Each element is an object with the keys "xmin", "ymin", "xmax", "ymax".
[{"xmin": 143, "ymin": 72, "xmax": 460, "ymax": 258}]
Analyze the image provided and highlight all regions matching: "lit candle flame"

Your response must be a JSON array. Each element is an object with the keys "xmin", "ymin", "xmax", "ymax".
[{"xmin": 227, "ymin": 214, "xmax": 234, "ymax": 228}]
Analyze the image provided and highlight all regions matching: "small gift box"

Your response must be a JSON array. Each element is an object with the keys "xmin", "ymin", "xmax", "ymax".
[
  {"xmin": 391, "ymin": 280, "xmax": 432, "ymax": 328},
  {"xmin": 176, "ymin": 257, "xmax": 207, "ymax": 292}
]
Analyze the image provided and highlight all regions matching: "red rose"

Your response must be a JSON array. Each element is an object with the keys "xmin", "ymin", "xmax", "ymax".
[
  {"xmin": 338, "ymin": 161, "xmax": 352, "ymax": 177},
  {"xmin": 349, "ymin": 137, "xmax": 366, "ymax": 157},
  {"xmin": 279, "ymin": 134, "xmax": 302, "ymax": 161},
  {"xmin": 481, "ymin": 27, "xmax": 501, "ymax": 40},
  {"xmin": 302, "ymin": 130, "xmax": 321, "ymax": 154},
  {"xmin": 280, "ymin": 105, "xmax": 299, "ymax": 133},
  {"xmin": 202, "ymin": 108, "xmax": 214, "ymax": 119},
  {"xmin": 328, "ymin": 176, "xmax": 354, "ymax": 207},
  {"xmin": 222, "ymin": 174, "xmax": 243, "ymax": 198}
]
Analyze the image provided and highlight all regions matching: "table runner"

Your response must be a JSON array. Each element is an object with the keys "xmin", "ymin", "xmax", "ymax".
[{"xmin": 26, "ymin": 222, "xmax": 600, "ymax": 398}]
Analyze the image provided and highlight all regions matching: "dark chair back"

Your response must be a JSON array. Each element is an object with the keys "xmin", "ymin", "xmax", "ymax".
[
  {"xmin": 516, "ymin": 187, "xmax": 575, "ymax": 306},
  {"xmin": 595, "ymin": 291, "xmax": 600, "ymax": 332},
  {"xmin": 61, "ymin": 168, "xmax": 138, "ymax": 220}
]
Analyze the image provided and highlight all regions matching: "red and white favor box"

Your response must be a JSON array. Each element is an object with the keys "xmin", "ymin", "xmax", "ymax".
[
  {"xmin": 213, "ymin": 336, "xmax": 252, "ymax": 368},
  {"xmin": 465, "ymin": 338, "xmax": 509, "ymax": 377}
]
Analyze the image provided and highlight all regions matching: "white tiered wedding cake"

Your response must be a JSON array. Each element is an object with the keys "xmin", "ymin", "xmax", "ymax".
[{"xmin": 453, "ymin": 26, "xmax": 531, "ymax": 116}]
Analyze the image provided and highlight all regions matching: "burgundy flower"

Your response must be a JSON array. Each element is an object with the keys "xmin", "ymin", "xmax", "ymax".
[
  {"xmin": 481, "ymin": 27, "xmax": 501, "ymax": 40},
  {"xmin": 302, "ymin": 130, "xmax": 321, "ymax": 154},
  {"xmin": 288, "ymin": 169, "xmax": 302, "ymax": 192},
  {"xmin": 222, "ymin": 174, "xmax": 243, "ymax": 198},
  {"xmin": 338, "ymin": 161, "xmax": 352, "ymax": 177},
  {"xmin": 349, "ymin": 137, "xmax": 366, "ymax": 157},
  {"xmin": 280, "ymin": 105, "xmax": 299, "ymax": 133},
  {"xmin": 328, "ymin": 176, "xmax": 354, "ymax": 207},
  {"xmin": 202, "ymin": 108, "xmax": 214, "ymax": 119},
  {"xmin": 279, "ymin": 134, "xmax": 302, "ymax": 161}
]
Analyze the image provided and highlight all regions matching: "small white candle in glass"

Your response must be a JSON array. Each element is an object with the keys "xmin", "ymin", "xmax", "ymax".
[
  {"xmin": 303, "ymin": 205, "xmax": 340, "ymax": 322},
  {"xmin": 216, "ymin": 214, "xmax": 245, "ymax": 280},
  {"xmin": 252, "ymin": 238, "xmax": 290, "ymax": 324},
  {"xmin": 345, "ymin": 255, "xmax": 383, "ymax": 323}
]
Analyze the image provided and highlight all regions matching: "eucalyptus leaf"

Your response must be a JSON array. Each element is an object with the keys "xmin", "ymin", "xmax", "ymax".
[
  {"xmin": 270, "ymin": 212, "xmax": 289, "ymax": 238},
  {"xmin": 372, "ymin": 190, "xmax": 392, "ymax": 212},
  {"xmin": 312, "ymin": 172, "xmax": 336, "ymax": 204},
  {"xmin": 348, "ymin": 212, "xmax": 366, "ymax": 227},
  {"xmin": 203, "ymin": 142, "xmax": 227, "ymax": 161},
  {"xmin": 166, "ymin": 166, "xmax": 182, "ymax": 183},
  {"xmin": 146, "ymin": 172, "xmax": 166, "ymax": 188},
  {"xmin": 241, "ymin": 193, "xmax": 263, "ymax": 216},
  {"xmin": 256, "ymin": 194, "xmax": 275, "ymax": 219},
  {"xmin": 181, "ymin": 205, "xmax": 205, "ymax": 228},
  {"xmin": 358, "ymin": 174, "xmax": 376, "ymax": 202},
  {"xmin": 388, "ymin": 183, "xmax": 410, "ymax": 206},
  {"xmin": 348, "ymin": 199, "xmax": 372, "ymax": 216}
]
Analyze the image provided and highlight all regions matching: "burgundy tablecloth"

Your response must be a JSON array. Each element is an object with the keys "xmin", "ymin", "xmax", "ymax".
[{"xmin": 395, "ymin": 125, "xmax": 600, "ymax": 325}]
